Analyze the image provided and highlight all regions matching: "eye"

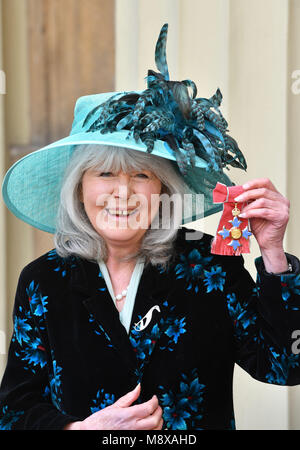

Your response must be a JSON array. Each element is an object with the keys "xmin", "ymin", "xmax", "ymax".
[
  {"xmin": 98, "ymin": 171, "xmax": 149, "ymax": 178},
  {"xmin": 99, "ymin": 172, "xmax": 113, "ymax": 177},
  {"xmin": 134, "ymin": 173, "xmax": 149, "ymax": 178}
]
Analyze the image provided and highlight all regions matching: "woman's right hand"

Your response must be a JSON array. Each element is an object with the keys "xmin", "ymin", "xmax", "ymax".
[{"xmin": 64, "ymin": 384, "xmax": 163, "ymax": 430}]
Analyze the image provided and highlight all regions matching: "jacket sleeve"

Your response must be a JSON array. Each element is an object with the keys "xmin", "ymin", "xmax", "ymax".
[
  {"xmin": 224, "ymin": 252, "xmax": 300, "ymax": 385},
  {"xmin": 0, "ymin": 268, "xmax": 80, "ymax": 430}
]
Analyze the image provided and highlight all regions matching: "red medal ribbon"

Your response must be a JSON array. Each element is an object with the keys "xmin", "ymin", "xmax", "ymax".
[{"xmin": 210, "ymin": 182, "xmax": 252, "ymax": 256}]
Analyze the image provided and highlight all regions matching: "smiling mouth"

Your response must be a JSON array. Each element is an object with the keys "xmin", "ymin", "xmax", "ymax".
[{"xmin": 104, "ymin": 208, "xmax": 139, "ymax": 218}]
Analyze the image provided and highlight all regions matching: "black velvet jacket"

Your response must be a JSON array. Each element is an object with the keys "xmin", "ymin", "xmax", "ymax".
[{"xmin": 1, "ymin": 227, "xmax": 300, "ymax": 430}]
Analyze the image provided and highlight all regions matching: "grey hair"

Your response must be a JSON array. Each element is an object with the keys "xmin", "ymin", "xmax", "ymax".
[{"xmin": 54, "ymin": 144, "xmax": 193, "ymax": 270}]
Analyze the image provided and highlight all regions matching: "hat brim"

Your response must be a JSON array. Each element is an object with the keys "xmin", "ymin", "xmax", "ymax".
[
  {"xmin": 2, "ymin": 129, "xmax": 232, "ymax": 233},
  {"xmin": 2, "ymin": 90, "xmax": 234, "ymax": 233}
]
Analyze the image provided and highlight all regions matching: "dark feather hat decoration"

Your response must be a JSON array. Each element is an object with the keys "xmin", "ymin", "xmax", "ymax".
[{"xmin": 82, "ymin": 23, "xmax": 247, "ymax": 177}]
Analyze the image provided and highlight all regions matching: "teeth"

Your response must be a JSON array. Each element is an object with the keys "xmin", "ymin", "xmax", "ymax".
[{"xmin": 106, "ymin": 209, "xmax": 137, "ymax": 216}]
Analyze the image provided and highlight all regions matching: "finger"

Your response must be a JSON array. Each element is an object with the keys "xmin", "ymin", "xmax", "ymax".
[
  {"xmin": 240, "ymin": 197, "xmax": 278, "ymax": 215},
  {"xmin": 136, "ymin": 405, "xmax": 163, "ymax": 430},
  {"xmin": 242, "ymin": 177, "xmax": 278, "ymax": 193},
  {"xmin": 239, "ymin": 207, "xmax": 282, "ymax": 220},
  {"xmin": 153, "ymin": 417, "xmax": 164, "ymax": 430},
  {"xmin": 240, "ymin": 198, "xmax": 289, "ymax": 219},
  {"xmin": 234, "ymin": 187, "xmax": 281, "ymax": 203},
  {"xmin": 114, "ymin": 383, "xmax": 141, "ymax": 408},
  {"xmin": 129, "ymin": 395, "xmax": 159, "ymax": 420}
]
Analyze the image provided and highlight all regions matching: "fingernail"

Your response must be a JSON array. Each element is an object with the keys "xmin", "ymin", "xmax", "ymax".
[
  {"xmin": 239, "ymin": 212, "xmax": 246, "ymax": 218},
  {"xmin": 234, "ymin": 196, "xmax": 242, "ymax": 202},
  {"xmin": 243, "ymin": 183, "xmax": 250, "ymax": 189}
]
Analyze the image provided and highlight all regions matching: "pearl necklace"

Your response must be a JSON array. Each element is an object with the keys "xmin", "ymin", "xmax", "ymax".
[{"xmin": 114, "ymin": 285, "xmax": 130, "ymax": 302}]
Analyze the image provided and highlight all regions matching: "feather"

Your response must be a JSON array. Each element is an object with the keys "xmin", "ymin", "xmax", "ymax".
[
  {"xmin": 82, "ymin": 104, "xmax": 103, "ymax": 129},
  {"xmin": 182, "ymin": 139, "xmax": 196, "ymax": 168},
  {"xmin": 155, "ymin": 23, "xmax": 170, "ymax": 81},
  {"xmin": 204, "ymin": 120, "xmax": 225, "ymax": 147},
  {"xmin": 193, "ymin": 129, "xmax": 221, "ymax": 172},
  {"xmin": 224, "ymin": 135, "xmax": 247, "ymax": 171},
  {"xmin": 142, "ymin": 108, "xmax": 174, "ymax": 134},
  {"xmin": 169, "ymin": 82, "xmax": 191, "ymax": 119},
  {"xmin": 210, "ymin": 88, "xmax": 222, "ymax": 107},
  {"xmin": 163, "ymin": 134, "xmax": 181, "ymax": 158},
  {"xmin": 118, "ymin": 93, "xmax": 141, "ymax": 105},
  {"xmin": 82, "ymin": 92, "xmax": 122, "ymax": 129},
  {"xmin": 182, "ymin": 80, "xmax": 198, "ymax": 99},
  {"xmin": 140, "ymin": 132, "xmax": 156, "ymax": 153},
  {"xmin": 116, "ymin": 113, "xmax": 133, "ymax": 131}
]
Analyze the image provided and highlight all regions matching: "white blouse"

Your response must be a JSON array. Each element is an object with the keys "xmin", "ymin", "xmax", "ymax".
[{"xmin": 97, "ymin": 257, "xmax": 145, "ymax": 334}]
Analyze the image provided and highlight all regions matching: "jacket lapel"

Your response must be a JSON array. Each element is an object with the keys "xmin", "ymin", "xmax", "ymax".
[
  {"xmin": 70, "ymin": 256, "xmax": 173, "ymax": 370},
  {"xmin": 83, "ymin": 291, "xmax": 137, "ymax": 369},
  {"xmin": 128, "ymin": 263, "xmax": 173, "ymax": 372},
  {"xmin": 70, "ymin": 257, "xmax": 137, "ymax": 369}
]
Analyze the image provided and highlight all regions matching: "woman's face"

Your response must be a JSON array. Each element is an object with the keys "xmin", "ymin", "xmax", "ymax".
[{"xmin": 80, "ymin": 167, "xmax": 162, "ymax": 245}]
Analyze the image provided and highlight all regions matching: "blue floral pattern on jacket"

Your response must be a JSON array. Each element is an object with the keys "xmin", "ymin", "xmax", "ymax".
[
  {"xmin": 158, "ymin": 369, "xmax": 205, "ymax": 430},
  {"xmin": 1, "ymin": 228, "xmax": 300, "ymax": 430}
]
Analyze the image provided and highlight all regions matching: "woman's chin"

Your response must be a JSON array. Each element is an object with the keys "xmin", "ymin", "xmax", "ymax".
[
  {"xmin": 93, "ymin": 217, "xmax": 147, "ymax": 241},
  {"xmin": 96, "ymin": 228, "xmax": 146, "ymax": 244}
]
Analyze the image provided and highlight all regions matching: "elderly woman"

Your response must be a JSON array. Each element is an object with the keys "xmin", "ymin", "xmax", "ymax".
[{"xmin": 1, "ymin": 24, "xmax": 300, "ymax": 431}]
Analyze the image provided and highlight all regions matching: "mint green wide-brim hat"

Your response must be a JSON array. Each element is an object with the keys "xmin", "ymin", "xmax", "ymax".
[{"xmin": 1, "ymin": 24, "xmax": 246, "ymax": 234}]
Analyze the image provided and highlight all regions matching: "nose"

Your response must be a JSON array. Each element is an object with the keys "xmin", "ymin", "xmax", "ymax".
[{"xmin": 113, "ymin": 173, "xmax": 134, "ymax": 199}]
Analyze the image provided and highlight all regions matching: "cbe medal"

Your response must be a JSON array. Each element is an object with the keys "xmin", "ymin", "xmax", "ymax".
[{"xmin": 210, "ymin": 182, "xmax": 252, "ymax": 256}]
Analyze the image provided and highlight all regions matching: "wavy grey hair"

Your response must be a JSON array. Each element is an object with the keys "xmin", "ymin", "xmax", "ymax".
[{"xmin": 54, "ymin": 144, "xmax": 194, "ymax": 269}]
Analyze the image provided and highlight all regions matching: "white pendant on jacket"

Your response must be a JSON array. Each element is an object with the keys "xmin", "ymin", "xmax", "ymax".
[{"xmin": 134, "ymin": 305, "xmax": 161, "ymax": 332}]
